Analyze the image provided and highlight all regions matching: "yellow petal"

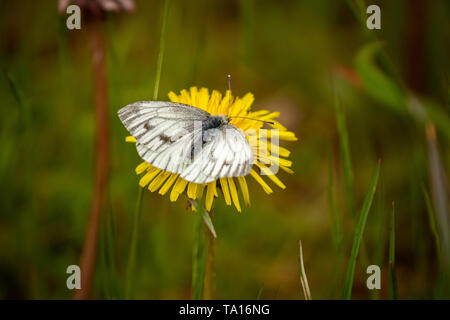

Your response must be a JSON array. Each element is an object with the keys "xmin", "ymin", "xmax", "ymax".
[
  {"xmin": 220, "ymin": 178, "xmax": 232, "ymax": 205},
  {"xmin": 272, "ymin": 145, "xmax": 291, "ymax": 158},
  {"xmin": 241, "ymin": 92, "xmax": 254, "ymax": 111},
  {"xmin": 249, "ymin": 169, "xmax": 273, "ymax": 194},
  {"xmin": 257, "ymin": 154, "xmax": 292, "ymax": 168},
  {"xmin": 126, "ymin": 136, "xmax": 137, "ymax": 143},
  {"xmin": 170, "ymin": 177, "xmax": 188, "ymax": 202},
  {"xmin": 205, "ymin": 181, "xmax": 216, "ymax": 211},
  {"xmin": 135, "ymin": 162, "xmax": 150, "ymax": 174},
  {"xmin": 280, "ymin": 165, "xmax": 294, "ymax": 175},
  {"xmin": 255, "ymin": 140, "xmax": 291, "ymax": 158},
  {"xmin": 218, "ymin": 90, "xmax": 232, "ymax": 114},
  {"xmin": 255, "ymin": 162, "xmax": 286, "ymax": 189},
  {"xmin": 229, "ymin": 98, "xmax": 243, "ymax": 117},
  {"xmin": 227, "ymin": 178, "xmax": 241, "ymax": 212},
  {"xmin": 159, "ymin": 174, "xmax": 178, "ymax": 195},
  {"xmin": 168, "ymin": 91, "xmax": 180, "ymax": 102},
  {"xmin": 180, "ymin": 89, "xmax": 192, "ymax": 105},
  {"xmin": 190, "ymin": 86, "xmax": 198, "ymax": 106},
  {"xmin": 268, "ymin": 130, "xmax": 298, "ymax": 141},
  {"xmin": 148, "ymin": 171, "xmax": 171, "ymax": 192},
  {"xmin": 139, "ymin": 167, "xmax": 160, "ymax": 187},
  {"xmin": 269, "ymin": 120, "xmax": 287, "ymax": 131},
  {"xmin": 247, "ymin": 110, "xmax": 270, "ymax": 117},
  {"xmin": 198, "ymin": 88, "xmax": 210, "ymax": 110},
  {"xmin": 237, "ymin": 176, "xmax": 250, "ymax": 207},
  {"xmin": 187, "ymin": 182, "xmax": 198, "ymax": 200},
  {"xmin": 196, "ymin": 184, "xmax": 206, "ymax": 200},
  {"xmin": 277, "ymin": 157, "xmax": 292, "ymax": 167},
  {"xmin": 260, "ymin": 111, "xmax": 280, "ymax": 121},
  {"xmin": 208, "ymin": 90, "xmax": 222, "ymax": 114}
]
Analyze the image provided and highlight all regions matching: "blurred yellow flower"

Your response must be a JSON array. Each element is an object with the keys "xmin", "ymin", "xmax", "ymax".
[{"xmin": 126, "ymin": 87, "xmax": 297, "ymax": 212}]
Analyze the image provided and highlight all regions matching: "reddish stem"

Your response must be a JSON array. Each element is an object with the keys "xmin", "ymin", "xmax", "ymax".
[{"xmin": 74, "ymin": 21, "xmax": 109, "ymax": 300}]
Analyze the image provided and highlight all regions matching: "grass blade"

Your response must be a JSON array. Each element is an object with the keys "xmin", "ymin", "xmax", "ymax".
[
  {"xmin": 192, "ymin": 200, "xmax": 207, "ymax": 300},
  {"xmin": 388, "ymin": 201, "xmax": 398, "ymax": 299},
  {"xmin": 124, "ymin": 187, "xmax": 143, "ymax": 299},
  {"xmin": 256, "ymin": 287, "xmax": 264, "ymax": 300},
  {"xmin": 327, "ymin": 151, "xmax": 345, "ymax": 298},
  {"xmin": 298, "ymin": 240, "xmax": 312, "ymax": 300},
  {"xmin": 124, "ymin": 0, "xmax": 171, "ymax": 299},
  {"xmin": 426, "ymin": 123, "xmax": 450, "ymax": 264},
  {"xmin": 372, "ymin": 177, "xmax": 386, "ymax": 300},
  {"xmin": 333, "ymin": 92, "xmax": 356, "ymax": 220},
  {"xmin": 333, "ymin": 84, "xmax": 370, "ymax": 281},
  {"xmin": 342, "ymin": 161, "xmax": 381, "ymax": 299},
  {"xmin": 153, "ymin": 0, "xmax": 171, "ymax": 101},
  {"xmin": 102, "ymin": 199, "xmax": 120, "ymax": 299},
  {"xmin": 422, "ymin": 184, "xmax": 441, "ymax": 259},
  {"xmin": 327, "ymin": 151, "xmax": 343, "ymax": 252},
  {"xmin": 202, "ymin": 209, "xmax": 217, "ymax": 239},
  {"xmin": 5, "ymin": 71, "xmax": 31, "ymax": 128}
]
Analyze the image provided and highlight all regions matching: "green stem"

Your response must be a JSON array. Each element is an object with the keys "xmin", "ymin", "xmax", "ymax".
[
  {"xmin": 192, "ymin": 199, "xmax": 207, "ymax": 300},
  {"xmin": 125, "ymin": 187, "xmax": 144, "ymax": 299},
  {"xmin": 342, "ymin": 162, "xmax": 380, "ymax": 299},
  {"xmin": 388, "ymin": 202, "xmax": 398, "ymax": 300},
  {"xmin": 124, "ymin": 0, "xmax": 171, "ymax": 299},
  {"xmin": 203, "ymin": 211, "xmax": 215, "ymax": 299},
  {"xmin": 153, "ymin": 0, "xmax": 171, "ymax": 101}
]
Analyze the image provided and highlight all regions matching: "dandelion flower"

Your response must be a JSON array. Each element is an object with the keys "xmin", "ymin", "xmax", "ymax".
[{"xmin": 125, "ymin": 87, "xmax": 297, "ymax": 212}]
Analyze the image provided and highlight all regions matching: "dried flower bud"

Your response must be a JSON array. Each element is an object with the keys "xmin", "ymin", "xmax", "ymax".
[{"xmin": 58, "ymin": 0, "xmax": 135, "ymax": 20}]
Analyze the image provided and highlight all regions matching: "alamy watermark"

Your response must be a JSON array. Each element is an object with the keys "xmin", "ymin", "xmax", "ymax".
[
  {"xmin": 66, "ymin": 264, "xmax": 81, "ymax": 290},
  {"xmin": 366, "ymin": 5, "xmax": 381, "ymax": 30},
  {"xmin": 66, "ymin": 4, "xmax": 81, "ymax": 30},
  {"xmin": 366, "ymin": 265, "xmax": 381, "ymax": 290}
]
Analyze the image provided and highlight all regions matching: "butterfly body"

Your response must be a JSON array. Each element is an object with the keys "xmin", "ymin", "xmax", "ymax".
[
  {"xmin": 201, "ymin": 114, "xmax": 230, "ymax": 130},
  {"xmin": 118, "ymin": 101, "xmax": 253, "ymax": 184}
]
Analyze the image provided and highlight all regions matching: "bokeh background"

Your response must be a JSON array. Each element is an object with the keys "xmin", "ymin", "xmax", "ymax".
[{"xmin": 0, "ymin": 0, "xmax": 449, "ymax": 299}]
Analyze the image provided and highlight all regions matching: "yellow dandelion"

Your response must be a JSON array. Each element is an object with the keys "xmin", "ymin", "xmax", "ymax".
[{"xmin": 124, "ymin": 87, "xmax": 297, "ymax": 212}]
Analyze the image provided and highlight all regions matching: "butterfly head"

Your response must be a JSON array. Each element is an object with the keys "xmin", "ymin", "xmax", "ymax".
[
  {"xmin": 218, "ymin": 114, "xmax": 230, "ymax": 124},
  {"xmin": 203, "ymin": 114, "xmax": 230, "ymax": 131}
]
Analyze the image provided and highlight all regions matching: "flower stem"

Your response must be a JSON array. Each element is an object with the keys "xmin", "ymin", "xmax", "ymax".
[
  {"xmin": 124, "ymin": 187, "xmax": 144, "ymax": 299},
  {"xmin": 74, "ymin": 20, "xmax": 109, "ymax": 300},
  {"xmin": 124, "ymin": 0, "xmax": 171, "ymax": 299},
  {"xmin": 192, "ymin": 200, "xmax": 207, "ymax": 300},
  {"xmin": 190, "ymin": 197, "xmax": 215, "ymax": 300},
  {"xmin": 153, "ymin": 0, "xmax": 171, "ymax": 100},
  {"xmin": 203, "ymin": 211, "xmax": 215, "ymax": 299}
]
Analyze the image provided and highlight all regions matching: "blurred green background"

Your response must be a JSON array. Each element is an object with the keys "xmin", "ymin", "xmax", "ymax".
[{"xmin": 0, "ymin": 0, "xmax": 449, "ymax": 299}]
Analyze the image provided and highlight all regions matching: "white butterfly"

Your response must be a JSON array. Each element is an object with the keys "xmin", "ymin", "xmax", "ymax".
[{"xmin": 118, "ymin": 101, "xmax": 254, "ymax": 184}]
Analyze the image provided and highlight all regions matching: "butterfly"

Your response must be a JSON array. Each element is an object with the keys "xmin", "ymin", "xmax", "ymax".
[{"xmin": 118, "ymin": 101, "xmax": 254, "ymax": 184}]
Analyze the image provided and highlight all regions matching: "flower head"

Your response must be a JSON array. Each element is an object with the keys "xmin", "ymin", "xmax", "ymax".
[{"xmin": 126, "ymin": 87, "xmax": 297, "ymax": 212}]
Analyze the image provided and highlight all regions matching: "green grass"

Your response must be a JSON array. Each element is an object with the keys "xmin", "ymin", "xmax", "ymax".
[
  {"xmin": 192, "ymin": 200, "xmax": 208, "ymax": 300},
  {"xmin": 422, "ymin": 185, "xmax": 441, "ymax": 259},
  {"xmin": 388, "ymin": 201, "xmax": 398, "ymax": 300},
  {"xmin": 342, "ymin": 162, "xmax": 380, "ymax": 299},
  {"xmin": 333, "ymin": 90, "xmax": 356, "ymax": 220},
  {"xmin": 124, "ymin": 187, "xmax": 143, "ymax": 299},
  {"xmin": 298, "ymin": 240, "xmax": 312, "ymax": 300}
]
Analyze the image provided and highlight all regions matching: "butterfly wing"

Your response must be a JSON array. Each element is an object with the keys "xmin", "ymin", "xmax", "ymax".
[
  {"xmin": 180, "ymin": 123, "xmax": 254, "ymax": 183},
  {"xmin": 118, "ymin": 101, "xmax": 210, "ymax": 175}
]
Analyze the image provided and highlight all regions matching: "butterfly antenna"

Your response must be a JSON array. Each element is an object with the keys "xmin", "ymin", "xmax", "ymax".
[
  {"xmin": 227, "ymin": 74, "xmax": 232, "ymax": 116},
  {"xmin": 225, "ymin": 75, "xmax": 273, "ymax": 125},
  {"xmin": 229, "ymin": 115, "xmax": 275, "ymax": 125}
]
